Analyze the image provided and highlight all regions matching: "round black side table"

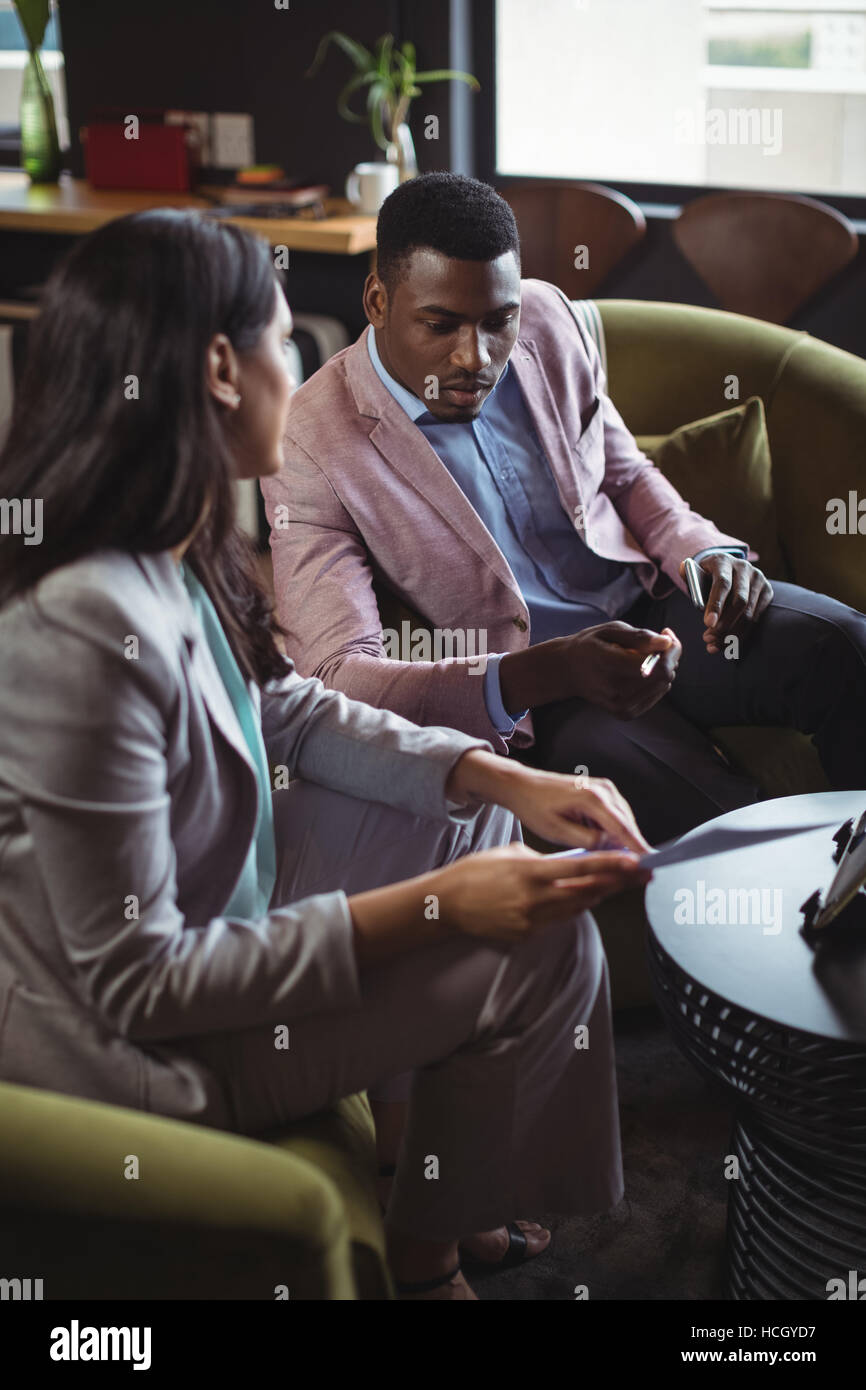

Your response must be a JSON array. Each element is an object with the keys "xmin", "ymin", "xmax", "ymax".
[{"xmin": 645, "ymin": 791, "xmax": 866, "ymax": 1300}]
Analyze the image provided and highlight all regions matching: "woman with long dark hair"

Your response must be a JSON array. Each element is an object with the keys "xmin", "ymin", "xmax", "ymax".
[{"xmin": 0, "ymin": 209, "xmax": 651, "ymax": 1299}]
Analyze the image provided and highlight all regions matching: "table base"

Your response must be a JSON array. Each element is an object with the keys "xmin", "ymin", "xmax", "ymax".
[{"xmin": 728, "ymin": 1114, "xmax": 866, "ymax": 1300}]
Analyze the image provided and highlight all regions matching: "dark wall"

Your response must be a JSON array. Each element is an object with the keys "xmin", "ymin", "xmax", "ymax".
[
  {"xmin": 51, "ymin": 0, "xmax": 866, "ymax": 357},
  {"xmin": 57, "ymin": 0, "xmax": 472, "ymax": 188}
]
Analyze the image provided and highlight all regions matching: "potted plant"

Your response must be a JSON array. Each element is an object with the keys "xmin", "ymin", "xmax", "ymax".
[
  {"xmin": 307, "ymin": 31, "xmax": 480, "ymax": 183},
  {"xmin": 13, "ymin": 0, "xmax": 61, "ymax": 183}
]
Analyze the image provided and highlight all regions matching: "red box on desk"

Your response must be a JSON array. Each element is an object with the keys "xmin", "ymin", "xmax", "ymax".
[{"xmin": 82, "ymin": 122, "xmax": 191, "ymax": 192}]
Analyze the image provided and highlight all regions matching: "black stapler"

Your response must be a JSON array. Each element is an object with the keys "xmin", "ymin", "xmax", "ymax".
[{"xmin": 801, "ymin": 810, "xmax": 866, "ymax": 948}]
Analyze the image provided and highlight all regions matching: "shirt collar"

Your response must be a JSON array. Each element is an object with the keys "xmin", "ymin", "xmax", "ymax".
[
  {"xmin": 366, "ymin": 326, "xmax": 429, "ymax": 422},
  {"xmin": 366, "ymin": 325, "xmax": 510, "ymax": 425}
]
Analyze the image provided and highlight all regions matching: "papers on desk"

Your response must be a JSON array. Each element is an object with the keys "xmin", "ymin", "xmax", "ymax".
[
  {"xmin": 549, "ymin": 818, "xmax": 838, "ymax": 870},
  {"xmin": 638, "ymin": 821, "xmax": 835, "ymax": 870}
]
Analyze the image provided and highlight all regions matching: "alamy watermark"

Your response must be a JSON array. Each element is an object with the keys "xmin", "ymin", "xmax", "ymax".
[
  {"xmin": 0, "ymin": 497, "xmax": 42, "ymax": 545},
  {"xmin": 674, "ymin": 104, "xmax": 782, "ymax": 156},
  {"xmin": 826, "ymin": 491, "xmax": 866, "ymax": 535},
  {"xmin": 674, "ymin": 880, "xmax": 783, "ymax": 935},
  {"xmin": 381, "ymin": 620, "xmax": 488, "ymax": 673},
  {"xmin": 0, "ymin": 1276, "xmax": 42, "ymax": 1299},
  {"xmin": 49, "ymin": 1321, "xmax": 151, "ymax": 1370}
]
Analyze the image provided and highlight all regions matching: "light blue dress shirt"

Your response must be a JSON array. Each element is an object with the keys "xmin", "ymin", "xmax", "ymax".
[
  {"xmin": 366, "ymin": 330, "xmax": 745, "ymax": 736},
  {"xmin": 180, "ymin": 563, "xmax": 277, "ymax": 919},
  {"xmin": 367, "ymin": 330, "xmax": 644, "ymax": 732}
]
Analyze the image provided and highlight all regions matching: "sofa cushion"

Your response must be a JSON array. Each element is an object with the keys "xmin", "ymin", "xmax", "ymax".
[{"xmin": 637, "ymin": 396, "xmax": 789, "ymax": 581}]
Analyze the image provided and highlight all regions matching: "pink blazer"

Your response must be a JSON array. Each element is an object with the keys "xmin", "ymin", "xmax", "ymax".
[{"xmin": 262, "ymin": 280, "xmax": 746, "ymax": 753}]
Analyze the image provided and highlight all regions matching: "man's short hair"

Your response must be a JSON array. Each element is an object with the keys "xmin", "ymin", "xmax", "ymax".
[{"xmin": 376, "ymin": 172, "xmax": 520, "ymax": 291}]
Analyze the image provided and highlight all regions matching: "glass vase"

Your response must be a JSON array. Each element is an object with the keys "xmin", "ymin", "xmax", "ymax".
[
  {"xmin": 20, "ymin": 47, "xmax": 61, "ymax": 184},
  {"xmin": 393, "ymin": 123, "xmax": 417, "ymax": 183}
]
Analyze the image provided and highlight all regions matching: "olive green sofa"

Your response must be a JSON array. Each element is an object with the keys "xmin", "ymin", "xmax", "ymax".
[{"xmin": 0, "ymin": 1082, "xmax": 391, "ymax": 1300}]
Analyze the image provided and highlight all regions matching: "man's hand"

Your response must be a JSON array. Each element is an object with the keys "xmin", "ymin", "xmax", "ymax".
[
  {"xmin": 499, "ymin": 621, "xmax": 682, "ymax": 718},
  {"xmin": 446, "ymin": 750, "xmax": 651, "ymax": 853},
  {"xmin": 684, "ymin": 554, "xmax": 773, "ymax": 655},
  {"xmin": 559, "ymin": 622, "xmax": 682, "ymax": 717}
]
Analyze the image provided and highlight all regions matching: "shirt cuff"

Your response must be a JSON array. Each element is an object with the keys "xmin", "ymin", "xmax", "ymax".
[
  {"xmin": 692, "ymin": 545, "xmax": 749, "ymax": 563},
  {"xmin": 484, "ymin": 652, "xmax": 529, "ymax": 735}
]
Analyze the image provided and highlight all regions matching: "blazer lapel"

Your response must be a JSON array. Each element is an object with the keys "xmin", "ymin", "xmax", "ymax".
[
  {"xmin": 509, "ymin": 339, "xmax": 586, "ymax": 530},
  {"xmin": 186, "ymin": 638, "xmax": 258, "ymax": 778},
  {"xmin": 137, "ymin": 553, "xmax": 258, "ymax": 778},
  {"xmin": 345, "ymin": 330, "xmax": 526, "ymax": 605}
]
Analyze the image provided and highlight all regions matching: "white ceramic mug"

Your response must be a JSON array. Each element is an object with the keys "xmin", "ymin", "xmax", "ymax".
[{"xmin": 345, "ymin": 162, "xmax": 399, "ymax": 215}]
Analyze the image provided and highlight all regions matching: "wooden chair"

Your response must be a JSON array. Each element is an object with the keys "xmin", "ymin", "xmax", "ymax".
[
  {"xmin": 673, "ymin": 191, "xmax": 859, "ymax": 325},
  {"xmin": 501, "ymin": 181, "xmax": 646, "ymax": 296}
]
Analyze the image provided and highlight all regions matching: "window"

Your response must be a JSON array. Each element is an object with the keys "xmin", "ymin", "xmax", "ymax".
[
  {"xmin": 496, "ymin": 0, "xmax": 866, "ymax": 197},
  {"xmin": 0, "ymin": 0, "xmax": 68, "ymax": 154}
]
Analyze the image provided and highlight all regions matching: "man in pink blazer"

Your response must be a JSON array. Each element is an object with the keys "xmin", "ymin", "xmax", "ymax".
[{"xmin": 262, "ymin": 173, "xmax": 866, "ymax": 841}]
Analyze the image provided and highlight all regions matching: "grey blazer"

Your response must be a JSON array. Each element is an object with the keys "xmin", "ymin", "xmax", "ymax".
[{"xmin": 0, "ymin": 550, "xmax": 489, "ymax": 1127}]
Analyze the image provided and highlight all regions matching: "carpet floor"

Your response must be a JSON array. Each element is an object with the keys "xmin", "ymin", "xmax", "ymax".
[{"xmin": 475, "ymin": 1003, "xmax": 735, "ymax": 1300}]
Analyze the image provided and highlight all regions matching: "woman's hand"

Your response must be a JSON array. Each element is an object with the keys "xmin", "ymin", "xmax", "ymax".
[
  {"xmin": 432, "ymin": 843, "xmax": 652, "ymax": 943},
  {"xmin": 447, "ymin": 750, "xmax": 650, "ymax": 854},
  {"xmin": 350, "ymin": 755, "xmax": 651, "ymax": 965}
]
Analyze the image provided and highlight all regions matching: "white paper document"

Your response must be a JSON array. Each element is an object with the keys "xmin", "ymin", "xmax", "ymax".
[{"xmin": 549, "ymin": 818, "xmax": 839, "ymax": 870}]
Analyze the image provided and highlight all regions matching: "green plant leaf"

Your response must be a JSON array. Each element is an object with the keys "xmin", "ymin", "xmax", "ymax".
[
  {"xmin": 336, "ymin": 70, "xmax": 378, "ymax": 123},
  {"xmin": 365, "ymin": 78, "xmax": 388, "ymax": 112},
  {"xmin": 413, "ymin": 69, "xmax": 481, "ymax": 90},
  {"xmin": 393, "ymin": 47, "xmax": 416, "ymax": 94},
  {"xmin": 306, "ymin": 29, "xmax": 373, "ymax": 79},
  {"xmin": 375, "ymin": 32, "xmax": 394, "ymax": 80},
  {"xmin": 401, "ymin": 40, "xmax": 416, "ymax": 69},
  {"xmin": 369, "ymin": 93, "xmax": 390, "ymax": 152},
  {"xmin": 12, "ymin": 0, "xmax": 50, "ymax": 52}
]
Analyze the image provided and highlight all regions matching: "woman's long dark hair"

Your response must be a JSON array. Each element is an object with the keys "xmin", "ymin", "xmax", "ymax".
[{"xmin": 0, "ymin": 208, "xmax": 288, "ymax": 684}]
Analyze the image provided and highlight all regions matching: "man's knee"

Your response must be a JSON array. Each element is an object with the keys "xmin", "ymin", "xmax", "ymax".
[{"xmin": 767, "ymin": 583, "xmax": 866, "ymax": 663}]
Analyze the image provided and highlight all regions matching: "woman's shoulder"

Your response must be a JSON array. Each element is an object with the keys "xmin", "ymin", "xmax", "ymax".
[
  {"xmin": 0, "ymin": 550, "xmax": 187, "ymax": 801},
  {"xmin": 3, "ymin": 548, "xmax": 185, "ymax": 637},
  {"xmin": 0, "ymin": 548, "xmax": 191, "ymax": 694}
]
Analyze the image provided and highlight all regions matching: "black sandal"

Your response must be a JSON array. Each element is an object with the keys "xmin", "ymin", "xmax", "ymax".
[{"xmin": 459, "ymin": 1221, "xmax": 530, "ymax": 1271}]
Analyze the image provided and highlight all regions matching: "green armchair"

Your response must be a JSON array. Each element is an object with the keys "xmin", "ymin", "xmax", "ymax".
[
  {"xmin": 0, "ymin": 1081, "xmax": 391, "ymax": 1300},
  {"xmin": 600, "ymin": 299, "xmax": 865, "ymax": 616}
]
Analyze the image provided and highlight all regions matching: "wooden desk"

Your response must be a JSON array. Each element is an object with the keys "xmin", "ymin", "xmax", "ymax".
[{"xmin": 0, "ymin": 173, "xmax": 377, "ymax": 254}]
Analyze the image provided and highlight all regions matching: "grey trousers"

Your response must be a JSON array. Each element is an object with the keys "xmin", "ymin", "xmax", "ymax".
[{"xmin": 199, "ymin": 779, "xmax": 624, "ymax": 1241}]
